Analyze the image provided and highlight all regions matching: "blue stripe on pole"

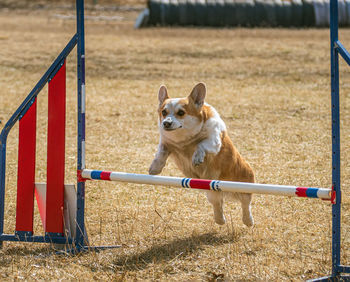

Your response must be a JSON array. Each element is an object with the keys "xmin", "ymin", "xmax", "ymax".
[
  {"xmin": 306, "ymin": 188, "xmax": 319, "ymax": 198},
  {"xmin": 211, "ymin": 181, "xmax": 216, "ymax": 190},
  {"xmin": 181, "ymin": 178, "xmax": 186, "ymax": 188},
  {"xmin": 214, "ymin": 181, "xmax": 220, "ymax": 191},
  {"xmin": 91, "ymin": 170, "xmax": 102, "ymax": 180}
]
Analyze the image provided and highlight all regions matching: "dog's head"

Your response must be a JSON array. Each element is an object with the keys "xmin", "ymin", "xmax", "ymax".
[{"xmin": 157, "ymin": 83, "xmax": 206, "ymax": 140}]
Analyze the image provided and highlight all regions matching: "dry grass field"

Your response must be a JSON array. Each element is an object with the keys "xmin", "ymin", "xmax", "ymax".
[{"xmin": 0, "ymin": 3, "xmax": 350, "ymax": 281}]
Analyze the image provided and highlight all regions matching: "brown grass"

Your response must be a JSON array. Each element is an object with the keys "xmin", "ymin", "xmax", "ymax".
[
  {"xmin": 0, "ymin": 5, "xmax": 350, "ymax": 281},
  {"xmin": 0, "ymin": 0, "xmax": 146, "ymax": 10}
]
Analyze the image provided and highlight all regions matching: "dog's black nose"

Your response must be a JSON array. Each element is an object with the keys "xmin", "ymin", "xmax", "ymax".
[{"xmin": 163, "ymin": 121, "xmax": 172, "ymax": 128}]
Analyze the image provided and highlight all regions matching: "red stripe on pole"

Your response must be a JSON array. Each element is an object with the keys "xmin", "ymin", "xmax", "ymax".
[
  {"xmin": 100, "ymin": 171, "xmax": 111, "ymax": 180},
  {"xmin": 331, "ymin": 186, "xmax": 336, "ymax": 204},
  {"xmin": 189, "ymin": 179, "xmax": 211, "ymax": 190},
  {"xmin": 15, "ymin": 99, "xmax": 37, "ymax": 233},
  {"xmin": 46, "ymin": 61, "xmax": 66, "ymax": 234},
  {"xmin": 295, "ymin": 187, "xmax": 307, "ymax": 197}
]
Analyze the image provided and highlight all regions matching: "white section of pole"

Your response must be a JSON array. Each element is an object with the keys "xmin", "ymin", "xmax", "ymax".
[{"xmin": 81, "ymin": 169, "xmax": 331, "ymax": 200}]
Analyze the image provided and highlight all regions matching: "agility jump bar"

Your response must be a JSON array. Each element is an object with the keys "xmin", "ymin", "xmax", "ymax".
[{"xmin": 81, "ymin": 169, "xmax": 332, "ymax": 200}]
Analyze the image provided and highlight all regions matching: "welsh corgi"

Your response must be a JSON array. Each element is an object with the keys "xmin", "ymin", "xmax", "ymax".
[{"xmin": 149, "ymin": 83, "xmax": 255, "ymax": 226}]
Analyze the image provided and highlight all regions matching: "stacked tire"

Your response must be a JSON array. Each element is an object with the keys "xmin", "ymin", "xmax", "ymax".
[{"xmin": 146, "ymin": 0, "xmax": 350, "ymax": 27}]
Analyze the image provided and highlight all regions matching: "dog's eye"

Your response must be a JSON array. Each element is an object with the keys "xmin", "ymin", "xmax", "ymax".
[
  {"xmin": 177, "ymin": 110, "xmax": 185, "ymax": 116},
  {"xmin": 162, "ymin": 110, "xmax": 167, "ymax": 117}
]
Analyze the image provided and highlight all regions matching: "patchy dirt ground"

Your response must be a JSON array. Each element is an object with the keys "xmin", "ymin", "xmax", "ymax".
[{"xmin": 0, "ymin": 3, "xmax": 349, "ymax": 281}]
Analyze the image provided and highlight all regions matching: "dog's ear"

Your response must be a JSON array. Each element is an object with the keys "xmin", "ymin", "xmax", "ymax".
[
  {"xmin": 188, "ymin": 83, "xmax": 206, "ymax": 109},
  {"xmin": 158, "ymin": 85, "xmax": 169, "ymax": 105}
]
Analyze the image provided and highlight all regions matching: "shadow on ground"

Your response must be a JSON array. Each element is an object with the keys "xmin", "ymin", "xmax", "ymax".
[{"xmin": 110, "ymin": 231, "xmax": 241, "ymax": 271}]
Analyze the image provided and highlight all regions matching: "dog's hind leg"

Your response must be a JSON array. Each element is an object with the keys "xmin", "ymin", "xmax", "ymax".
[
  {"xmin": 206, "ymin": 191, "xmax": 226, "ymax": 225},
  {"xmin": 237, "ymin": 193, "xmax": 254, "ymax": 227}
]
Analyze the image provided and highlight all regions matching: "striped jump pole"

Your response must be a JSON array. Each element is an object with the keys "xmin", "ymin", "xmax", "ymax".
[{"xmin": 81, "ymin": 169, "xmax": 332, "ymax": 200}]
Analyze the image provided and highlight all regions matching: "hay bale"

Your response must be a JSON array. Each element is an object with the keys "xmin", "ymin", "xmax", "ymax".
[
  {"xmin": 145, "ymin": 0, "xmax": 346, "ymax": 27},
  {"xmin": 346, "ymin": 0, "xmax": 350, "ymax": 26},
  {"xmin": 194, "ymin": 0, "xmax": 208, "ymax": 26},
  {"xmin": 148, "ymin": 0, "xmax": 161, "ymax": 25},
  {"xmin": 291, "ymin": 0, "xmax": 303, "ymax": 26},
  {"xmin": 135, "ymin": 8, "xmax": 150, "ymax": 28},
  {"xmin": 264, "ymin": 0, "xmax": 277, "ymax": 26},
  {"xmin": 167, "ymin": 0, "xmax": 179, "ymax": 25},
  {"xmin": 302, "ymin": 0, "xmax": 315, "ymax": 27},
  {"xmin": 206, "ymin": 0, "xmax": 226, "ymax": 26},
  {"xmin": 313, "ymin": 0, "xmax": 327, "ymax": 27},
  {"xmin": 235, "ymin": 0, "xmax": 249, "ymax": 26},
  {"xmin": 206, "ymin": 0, "xmax": 217, "ymax": 26},
  {"xmin": 338, "ymin": 0, "xmax": 347, "ymax": 26},
  {"xmin": 245, "ymin": 0, "xmax": 255, "ymax": 26},
  {"xmin": 178, "ymin": 0, "xmax": 188, "ymax": 25},
  {"xmin": 224, "ymin": 0, "xmax": 237, "ymax": 26},
  {"xmin": 325, "ymin": 0, "xmax": 330, "ymax": 26},
  {"xmin": 280, "ymin": 0, "xmax": 292, "ymax": 27},
  {"xmin": 274, "ymin": 0, "xmax": 285, "ymax": 26},
  {"xmin": 159, "ymin": 0, "xmax": 170, "ymax": 25},
  {"xmin": 217, "ymin": 0, "xmax": 226, "ymax": 26},
  {"xmin": 186, "ymin": 0, "xmax": 196, "ymax": 25},
  {"xmin": 254, "ymin": 0, "xmax": 268, "ymax": 26}
]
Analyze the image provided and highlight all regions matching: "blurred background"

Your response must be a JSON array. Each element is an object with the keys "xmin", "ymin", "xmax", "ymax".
[{"xmin": 0, "ymin": 0, "xmax": 349, "ymax": 280}]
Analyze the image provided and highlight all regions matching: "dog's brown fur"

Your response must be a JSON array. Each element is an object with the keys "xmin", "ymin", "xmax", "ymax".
[{"xmin": 150, "ymin": 83, "xmax": 255, "ymax": 226}]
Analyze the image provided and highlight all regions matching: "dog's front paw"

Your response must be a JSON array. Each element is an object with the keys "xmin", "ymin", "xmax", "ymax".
[
  {"xmin": 192, "ymin": 149, "xmax": 205, "ymax": 166},
  {"xmin": 149, "ymin": 160, "xmax": 163, "ymax": 175}
]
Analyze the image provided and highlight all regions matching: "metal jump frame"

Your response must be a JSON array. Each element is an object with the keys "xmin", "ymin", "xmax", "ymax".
[{"xmin": 0, "ymin": 0, "xmax": 349, "ymax": 279}]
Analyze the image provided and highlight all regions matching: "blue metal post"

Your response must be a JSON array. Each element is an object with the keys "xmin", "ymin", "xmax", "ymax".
[
  {"xmin": 0, "ymin": 134, "xmax": 6, "ymax": 248},
  {"xmin": 76, "ymin": 0, "xmax": 87, "ymax": 250},
  {"xmin": 330, "ymin": 0, "xmax": 342, "ymax": 278}
]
